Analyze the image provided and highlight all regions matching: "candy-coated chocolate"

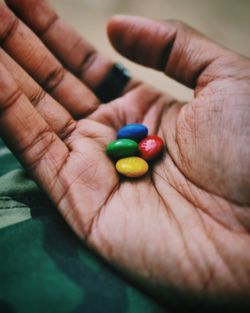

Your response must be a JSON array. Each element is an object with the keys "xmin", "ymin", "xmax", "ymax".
[
  {"xmin": 106, "ymin": 139, "xmax": 138, "ymax": 158},
  {"xmin": 139, "ymin": 135, "xmax": 164, "ymax": 160},
  {"xmin": 116, "ymin": 157, "xmax": 149, "ymax": 177},
  {"xmin": 117, "ymin": 124, "xmax": 148, "ymax": 142}
]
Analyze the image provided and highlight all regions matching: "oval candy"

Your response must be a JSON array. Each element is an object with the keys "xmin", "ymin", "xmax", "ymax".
[
  {"xmin": 117, "ymin": 124, "xmax": 148, "ymax": 142},
  {"xmin": 106, "ymin": 139, "xmax": 138, "ymax": 158},
  {"xmin": 139, "ymin": 135, "xmax": 164, "ymax": 160},
  {"xmin": 116, "ymin": 157, "xmax": 149, "ymax": 178}
]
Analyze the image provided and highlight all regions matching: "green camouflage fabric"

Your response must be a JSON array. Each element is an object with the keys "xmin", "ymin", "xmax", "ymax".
[{"xmin": 0, "ymin": 138, "xmax": 168, "ymax": 313}]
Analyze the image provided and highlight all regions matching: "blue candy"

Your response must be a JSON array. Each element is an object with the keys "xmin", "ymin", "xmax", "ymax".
[{"xmin": 117, "ymin": 124, "xmax": 148, "ymax": 142}]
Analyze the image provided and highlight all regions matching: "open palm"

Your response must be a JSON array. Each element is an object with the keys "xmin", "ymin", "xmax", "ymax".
[{"xmin": 1, "ymin": 1, "xmax": 250, "ymax": 310}]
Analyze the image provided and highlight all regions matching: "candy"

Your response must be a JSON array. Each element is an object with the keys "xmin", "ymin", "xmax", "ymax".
[
  {"xmin": 139, "ymin": 135, "xmax": 164, "ymax": 160},
  {"xmin": 117, "ymin": 124, "xmax": 148, "ymax": 142},
  {"xmin": 106, "ymin": 123, "xmax": 164, "ymax": 178},
  {"xmin": 115, "ymin": 157, "xmax": 149, "ymax": 177},
  {"xmin": 106, "ymin": 139, "xmax": 138, "ymax": 158}
]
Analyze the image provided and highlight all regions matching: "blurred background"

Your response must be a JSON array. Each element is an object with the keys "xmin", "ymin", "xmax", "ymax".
[{"xmin": 52, "ymin": 0, "xmax": 250, "ymax": 101}]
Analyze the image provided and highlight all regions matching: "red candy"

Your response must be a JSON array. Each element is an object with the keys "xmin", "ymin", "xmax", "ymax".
[{"xmin": 138, "ymin": 135, "xmax": 164, "ymax": 161}]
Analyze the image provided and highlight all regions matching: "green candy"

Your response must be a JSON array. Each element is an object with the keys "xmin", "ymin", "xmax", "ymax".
[{"xmin": 106, "ymin": 139, "xmax": 138, "ymax": 158}]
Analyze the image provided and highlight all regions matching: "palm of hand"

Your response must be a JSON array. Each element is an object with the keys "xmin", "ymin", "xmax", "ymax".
[{"xmin": 50, "ymin": 63, "xmax": 250, "ymax": 299}]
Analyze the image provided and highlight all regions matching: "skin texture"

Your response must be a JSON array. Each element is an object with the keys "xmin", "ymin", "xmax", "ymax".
[{"xmin": 0, "ymin": 1, "xmax": 250, "ymax": 311}]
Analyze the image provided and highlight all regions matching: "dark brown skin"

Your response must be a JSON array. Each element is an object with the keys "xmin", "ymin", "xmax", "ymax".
[{"xmin": 0, "ymin": 0, "xmax": 250, "ymax": 311}]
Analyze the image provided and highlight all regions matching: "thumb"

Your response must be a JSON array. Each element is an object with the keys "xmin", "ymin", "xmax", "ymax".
[{"xmin": 107, "ymin": 15, "xmax": 229, "ymax": 89}]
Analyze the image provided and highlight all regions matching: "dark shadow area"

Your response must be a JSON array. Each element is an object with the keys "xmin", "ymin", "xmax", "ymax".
[{"xmin": 0, "ymin": 300, "xmax": 15, "ymax": 313}]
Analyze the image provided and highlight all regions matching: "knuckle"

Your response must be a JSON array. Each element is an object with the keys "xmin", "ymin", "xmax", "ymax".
[
  {"xmin": 0, "ymin": 86, "xmax": 22, "ymax": 114},
  {"xmin": 0, "ymin": 4, "xmax": 19, "ymax": 45},
  {"xmin": 21, "ymin": 127, "xmax": 57, "ymax": 170},
  {"xmin": 76, "ymin": 49, "xmax": 98, "ymax": 77},
  {"xmin": 29, "ymin": 87, "xmax": 47, "ymax": 107},
  {"xmin": 164, "ymin": 20, "xmax": 194, "ymax": 43},
  {"xmin": 42, "ymin": 65, "xmax": 65, "ymax": 92},
  {"xmin": 39, "ymin": 14, "xmax": 58, "ymax": 37},
  {"xmin": 59, "ymin": 118, "xmax": 77, "ymax": 141}
]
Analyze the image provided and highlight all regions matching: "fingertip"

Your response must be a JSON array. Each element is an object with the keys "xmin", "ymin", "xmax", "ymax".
[
  {"xmin": 107, "ymin": 15, "xmax": 128, "ymax": 46},
  {"xmin": 107, "ymin": 14, "xmax": 132, "ymax": 27},
  {"xmin": 107, "ymin": 15, "xmax": 146, "ymax": 59},
  {"xmin": 107, "ymin": 14, "xmax": 146, "ymax": 38},
  {"xmin": 107, "ymin": 15, "xmax": 169, "ymax": 69}
]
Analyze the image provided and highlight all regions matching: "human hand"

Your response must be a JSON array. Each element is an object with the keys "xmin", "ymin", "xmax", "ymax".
[{"xmin": 0, "ymin": 1, "xmax": 250, "ymax": 310}]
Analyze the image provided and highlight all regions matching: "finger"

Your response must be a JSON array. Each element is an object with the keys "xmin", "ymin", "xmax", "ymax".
[
  {"xmin": 0, "ymin": 3, "xmax": 99, "ymax": 117},
  {"xmin": 107, "ymin": 15, "xmax": 229, "ymax": 89},
  {"xmin": 0, "ymin": 48, "xmax": 76, "ymax": 139},
  {"xmin": 0, "ymin": 62, "xmax": 68, "ymax": 197},
  {"xmin": 6, "ymin": 0, "xmax": 136, "ymax": 99}
]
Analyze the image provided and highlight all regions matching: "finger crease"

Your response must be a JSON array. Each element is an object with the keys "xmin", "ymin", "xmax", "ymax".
[
  {"xmin": 29, "ymin": 88, "xmax": 47, "ymax": 107},
  {"xmin": 40, "ymin": 14, "xmax": 59, "ymax": 37},
  {"xmin": 21, "ymin": 129, "xmax": 58, "ymax": 171},
  {"xmin": 42, "ymin": 66, "xmax": 65, "ymax": 93},
  {"xmin": 160, "ymin": 30, "xmax": 177, "ymax": 71},
  {"xmin": 76, "ymin": 50, "xmax": 98, "ymax": 77},
  {"xmin": 59, "ymin": 119, "xmax": 77, "ymax": 142},
  {"xmin": 0, "ymin": 15, "xmax": 19, "ymax": 46},
  {"xmin": 0, "ymin": 87, "xmax": 22, "ymax": 114}
]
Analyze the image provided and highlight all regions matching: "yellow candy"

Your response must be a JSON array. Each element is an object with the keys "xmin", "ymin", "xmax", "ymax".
[{"xmin": 115, "ymin": 157, "xmax": 149, "ymax": 178}]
